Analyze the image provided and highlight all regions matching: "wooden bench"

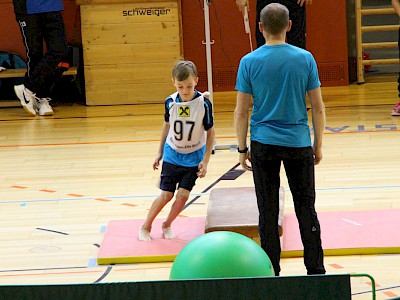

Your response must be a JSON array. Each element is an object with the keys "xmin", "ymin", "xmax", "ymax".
[
  {"xmin": 205, "ymin": 186, "xmax": 285, "ymax": 244},
  {"xmin": 0, "ymin": 66, "xmax": 78, "ymax": 107}
]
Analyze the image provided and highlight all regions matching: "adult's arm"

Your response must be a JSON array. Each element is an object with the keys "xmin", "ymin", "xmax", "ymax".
[
  {"xmin": 308, "ymin": 87, "xmax": 326, "ymax": 165},
  {"xmin": 234, "ymin": 91, "xmax": 252, "ymax": 170},
  {"xmin": 392, "ymin": 0, "xmax": 400, "ymax": 17}
]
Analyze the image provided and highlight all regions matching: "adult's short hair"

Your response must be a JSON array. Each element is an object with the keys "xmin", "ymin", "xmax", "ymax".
[
  {"xmin": 260, "ymin": 3, "xmax": 289, "ymax": 35},
  {"xmin": 172, "ymin": 60, "xmax": 198, "ymax": 81}
]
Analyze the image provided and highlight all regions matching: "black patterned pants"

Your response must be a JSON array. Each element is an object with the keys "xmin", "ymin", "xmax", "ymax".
[
  {"xmin": 15, "ymin": 11, "xmax": 68, "ymax": 98},
  {"xmin": 250, "ymin": 140, "xmax": 325, "ymax": 276}
]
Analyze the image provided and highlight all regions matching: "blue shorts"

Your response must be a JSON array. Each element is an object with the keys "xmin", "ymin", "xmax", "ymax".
[{"xmin": 160, "ymin": 161, "xmax": 199, "ymax": 192}]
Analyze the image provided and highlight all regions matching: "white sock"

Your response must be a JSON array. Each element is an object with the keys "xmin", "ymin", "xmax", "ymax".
[
  {"xmin": 138, "ymin": 228, "xmax": 151, "ymax": 242},
  {"xmin": 162, "ymin": 227, "xmax": 175, "ymax": 239}
]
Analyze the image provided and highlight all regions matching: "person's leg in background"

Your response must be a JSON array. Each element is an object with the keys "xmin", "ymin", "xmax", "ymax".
[
  {"xmin": 256, "ymin": 0, "xmax": 306, "ymax": 49},
  {"xmin": 283, "ymin": 0, "xmax": 306, "ymax": 49},
  {"xmin": 14, "ymin": 13, "xmax": 43, "ymax": 115},
  {"xmin": 391, "ymin": 27, "xmax": 400, "ymax": 116},
  {"xmin": 255, "ymin": 0, "xmax": 270, "ymax": 47},
  {"xmin": 32, "ymin": 11, "xmax": 68, "ymax": 116}
]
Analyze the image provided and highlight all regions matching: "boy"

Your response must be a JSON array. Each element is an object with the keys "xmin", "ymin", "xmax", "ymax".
[{"xmin": 139, "ymin": 60, "xmax": 215, "ymax": 241}]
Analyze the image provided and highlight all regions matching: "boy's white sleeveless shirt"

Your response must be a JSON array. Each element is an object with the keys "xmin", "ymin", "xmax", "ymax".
[{"xmin": 166, "ymin": 92, "xmax": 206, "ymax": 154}]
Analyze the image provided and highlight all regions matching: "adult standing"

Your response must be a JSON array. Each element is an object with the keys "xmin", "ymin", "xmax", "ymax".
[
  {"xmin": 236, "ymin": 0, "xmax": 311, "ymax": 49},
  {"xmin": 234, "ymin": 3, "xmax": 326, "ymax": 276},
  {"xmin": 12, "ymin": 0, "xmax": 68, "ymax": 116},
  {"xmin": 391, "ymin": 0, "xmax": 400, "ymax": 116}
]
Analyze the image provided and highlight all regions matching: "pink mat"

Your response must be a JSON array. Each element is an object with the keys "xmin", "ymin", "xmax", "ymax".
[
  {"xmin": 97, "ymin": 217, "xmax": 205, "ymax": 264},
  {"xmin": 98, "ymin": 210, "xmax": 400, "ymax": 265},
  {"xmin": 282, "ymin": 209, "xmax": 400, "ymax": 257}
]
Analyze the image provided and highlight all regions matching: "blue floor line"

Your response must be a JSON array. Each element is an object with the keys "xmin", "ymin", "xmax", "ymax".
[
  {"xmin": 100, "ymin": 225, "xmax": 107, "ymax": 234},
  {"xmin": 87, "ymin": 258, "xmax": 98, "ymax": 268},
  {"xmin": 0, "ymin": 193, "xmax": 210, "ymax": 204},
  {"xmin": 3, "ymin": 185, "xmax": 400, "ymax": 205}
]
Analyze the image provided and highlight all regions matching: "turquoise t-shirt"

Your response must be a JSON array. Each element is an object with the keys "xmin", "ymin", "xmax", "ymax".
[{"xmin": 235, "ymin": 43, "xmax": 320, "ymax": 148}]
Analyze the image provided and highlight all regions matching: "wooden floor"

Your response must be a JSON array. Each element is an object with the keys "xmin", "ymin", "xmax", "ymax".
[{"xmin": 1, "ymin": 75, "xmax": 400, "ymax": 299}]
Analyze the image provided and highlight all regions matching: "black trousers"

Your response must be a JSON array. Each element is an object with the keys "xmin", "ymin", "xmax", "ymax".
[
  {"xmin": 15, "ymin": 11, "xmax": 68, "ymax": 98},
  {"xmin": 256, "ymin": 0, "xmax": 306, "ymax": 49},
  {"xmin": 398, "ymin": 28, "xmax": 400, "ymax": 98},
  {"xmin": 250, "ymin": 141, "xmax": 325, "ymax": 276}
]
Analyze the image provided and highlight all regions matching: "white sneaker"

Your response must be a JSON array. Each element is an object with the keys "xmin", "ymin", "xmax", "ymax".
[
  {"xmin": 35, "ymin": 97, "xmax": 53, "ymax": 116},
  {"xmin": 14, "ymin": 84, "xmax": 37, "ymax": 116}
]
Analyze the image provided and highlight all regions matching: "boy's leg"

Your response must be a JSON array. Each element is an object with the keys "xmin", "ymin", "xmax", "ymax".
[
  {"xmin": 162, "ymin": 188, "xmax": 190, "ymax": 239},
  {"xmin": 161, "ymin": 165, "xmax": 197, "ymax": 239},
  {"xmin": 139, "ymin": 161, "xmax": 179, "ymax": 241},
  {"xmin": 139, "ymin": 191, "xmax": 174, "ymax": 241}
]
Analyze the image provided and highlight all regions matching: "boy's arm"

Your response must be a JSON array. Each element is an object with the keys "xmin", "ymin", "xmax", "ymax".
[
  {"xmin": 393, "ymin": 0, "xmax": 400, "ymax": 17},
  {"xmin": 197, "ymin": 127, "xmax": 215, "ymax": 178},
  {"xmin": 203, "ymin": 127, "xmax": 215, "ymax": 164},
  {"xmin": 153, "ymin": 121, "xmax": 170, "ymax": 170},
  {"xmin": 308, "ymin": 87, "xmax": 326, "ymax": 165}
]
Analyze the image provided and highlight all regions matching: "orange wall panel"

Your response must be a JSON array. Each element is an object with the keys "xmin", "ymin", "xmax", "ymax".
[
  {"xmin": 0, "ymin": 1, "xmax": 25, "ymax": 58},
  {"xmin": 181, "ymin": 0, "xmax": 255, "ymax": 91},
  {"xmin": 306, "ymin": 0, "xmax": 348, "ymax": 63},
  {"xmin": 0, "ymin": 0, "xmax": 349, "ymax": 90},
  {"xmin": 181, "ymin": 0, "xmax": 348, "ymax": 90}
]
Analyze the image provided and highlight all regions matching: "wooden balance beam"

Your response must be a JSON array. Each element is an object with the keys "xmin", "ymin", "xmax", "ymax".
[{"xmin": 205, "ymin": 186, "xmax": 285, "ymax": 244}]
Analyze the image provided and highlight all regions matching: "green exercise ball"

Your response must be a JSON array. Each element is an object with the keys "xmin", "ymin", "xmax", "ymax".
[{"xmin": 169, "ymin": 231, "xmax": 274, "ymax": 279}]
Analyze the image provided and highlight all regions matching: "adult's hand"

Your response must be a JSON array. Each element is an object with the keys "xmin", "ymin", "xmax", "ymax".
[
  {"xmin": 239, "ymin": 151, "xmax": 252, "ymax": 171},
  {"xmin": 297, "ymin": 0, "xmax": 312, "ymax": 7},
  {"xmin": 236, "ymin": 0, "xmax": 249, "ymax": 13}
]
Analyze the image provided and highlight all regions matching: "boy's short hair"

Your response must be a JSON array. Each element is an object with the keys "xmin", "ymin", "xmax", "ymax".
[
  {"xmin": 260, "ymin": 3, "xmax": 289, "ymax": 35},
  {"xmin": 172, "ymin": 60, "xmax": 198, "ymax": 81}
]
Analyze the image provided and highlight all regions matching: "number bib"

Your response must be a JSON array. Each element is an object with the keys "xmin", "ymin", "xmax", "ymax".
[{"xmin": 166, "ymin": 93, "xmax": 206, "ymax": 154}]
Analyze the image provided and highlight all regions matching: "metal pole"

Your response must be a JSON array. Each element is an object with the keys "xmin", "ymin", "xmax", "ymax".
[{"xmin": 202, "ymin": 1, "xmax": 244, "ymax": 152}]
